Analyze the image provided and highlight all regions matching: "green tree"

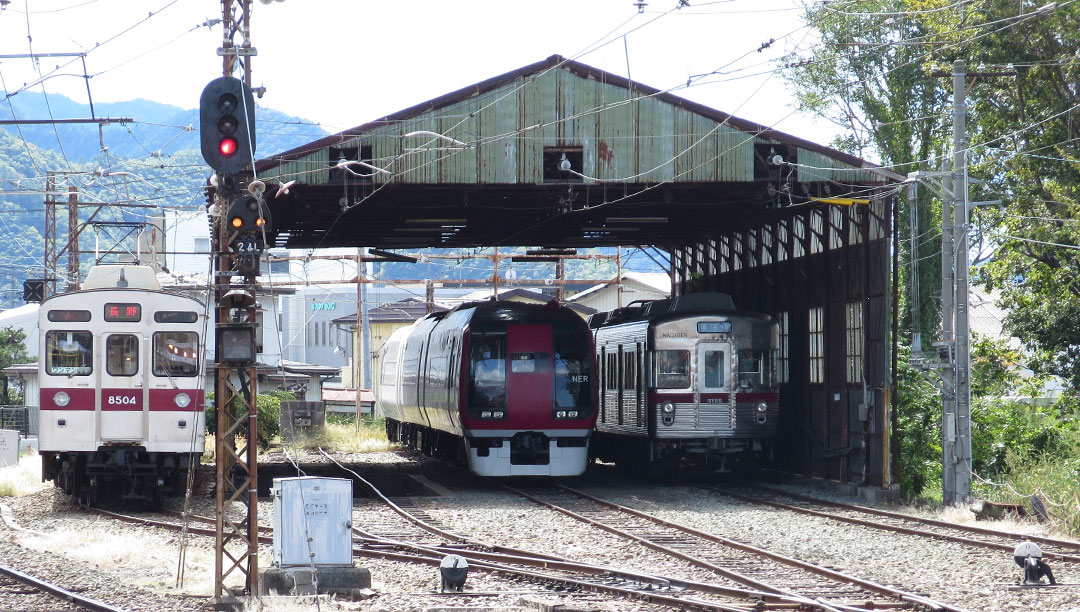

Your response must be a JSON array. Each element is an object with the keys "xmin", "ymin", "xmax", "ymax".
[
  {"xmin": 910, "ymin": 0, "xmax": 1080, "ymax": 391},
  {"xmin": 783, "ymin": 0, "xmax": 952, "ymax": 346},
  {"xmin": 0, "ymin": 327, "xmax": 28, "ymax": 404}
]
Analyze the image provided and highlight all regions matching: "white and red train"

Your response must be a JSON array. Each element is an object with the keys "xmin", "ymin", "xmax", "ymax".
[
  {"xmin": 377, "ymin": 300, "xmax": 598, "ymax": 477},
  {"xmin": 588, "ymin": 292, "xmax": 780, "ymax": 471},
  {"xmin": 38, "ymin": 265, "xmax": 207, "ymax": 505}
]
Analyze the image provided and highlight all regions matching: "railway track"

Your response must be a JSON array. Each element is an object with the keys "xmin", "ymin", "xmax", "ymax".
[
  {"xmin": 77, "ymin": 459, "xmax": 969, "ymax": 611},
  {"xmin": 700, "ymin": 483, "xmax": 1080, "ymax": 564},
  {"xmin": 89, "ymin": 474, "xmax": 789, "ymax": 610},
  {"xmin": 0, "ymin": 561, "xmax": 128, "ymax": 612},
  {"xmin": 500, "ymin": 482, "xmax": 967, "ymax": 612}
]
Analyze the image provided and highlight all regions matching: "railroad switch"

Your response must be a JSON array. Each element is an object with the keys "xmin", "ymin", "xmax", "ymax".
[
  {"xmin": 440, "ymin": 554, "xmax": 469, "ymax": 592},
  {"xmin": 1014, "ymin": 541, "xmax": 1056, "ymax": 585}
]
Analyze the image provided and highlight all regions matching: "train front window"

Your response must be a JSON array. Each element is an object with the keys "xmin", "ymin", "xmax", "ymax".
[
  {"xmin": 738, "ymin": 349, "xmax": 768, "ymax": 388},
  {"xmin": 106, "ymin": 334, "xmax": 139, "ymax": 376},
  {"xmin": 153, "ymin": 332, "xmax": 200, "ymax": 377},
  {"xmin": 654, "ymin": 350, "xmax": 690, "ymax": 389},
  {"xmin": 554, "ymin": 332, "xmax": 591, "ymax": 410},
  {"xmin": 702, "ymin": 349, "xmax": 725, "ymax": 390},
  {"xmin": 45, "ymin": 331, "xmax": 93, "ymax": 376},
  {"xmin": 469, "ymin": 334, "xmax": 506, "ymax": 409}
]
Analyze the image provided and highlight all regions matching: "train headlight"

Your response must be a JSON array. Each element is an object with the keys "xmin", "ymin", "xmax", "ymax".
[
  {"xmin": 568, "ymin": 411, "xmax": 578, "ymax": 418},
  {"xmin": 493, "ymin": 411, "xmax": 504, "ymax": 419},
  {"xmin": 556, "ymin": 411, "xmax": 567, "ymax": 418},
  {"xmin": 661, "ymin": 402, "xmax": 675, "ymax": 426},
  {"xmin": 53, "ymin": 391, "xmax": 70, "ymax": 407},
  {"xmin": 481, "ymin": 411, "xmax": 492, "ymax": 419},
  {"xmin": 756, "ymin": 401, "xmax": 769, "ymax": 424},
  {"xmin": 756, "ymin": 402, "xmax": 768, "ymax": 413},
  {"xmin": 174, "ymin": 393, "xmax": 192, "ymax": 409}
]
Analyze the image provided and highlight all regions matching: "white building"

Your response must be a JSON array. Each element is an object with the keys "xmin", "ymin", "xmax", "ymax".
[{"xmin": 565, "ymin": 272, "xmax": 671, "ymax": 313}]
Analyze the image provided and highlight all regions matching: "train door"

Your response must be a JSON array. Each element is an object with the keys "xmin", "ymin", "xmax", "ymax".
[
  {"xmin": 99, "ymin": 332, "xmax": 147, "ymax": 443},
  {"xmin": 506, "ymin": 324, "xmax": 553, "ymax": 428},
  {"xmin": 698, "ymin": 342, "xmax": 731, "ymax": 428}
]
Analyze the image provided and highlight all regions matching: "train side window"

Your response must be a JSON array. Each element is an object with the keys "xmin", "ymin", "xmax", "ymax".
[
  {"xmin": 153, "ymin": 331, "xmax": 200, "ymax": 377},
  {"xmin": 605, "ymin": 351, "xmax": 618, "ymax": 391},
  {"xmin": 621, "ymin": 351, "xmax": 636, "ymax": 390},
  {"xmin": 106, "ymin": 334, "xmax": 140, "ymax": 376},
  {"xmin": 45, "ymin": 331, "xmax": 93, "ymax": 376},
  {"xmin": 654, "ymin": 350, "xmax": 689, "ymax": 389}
]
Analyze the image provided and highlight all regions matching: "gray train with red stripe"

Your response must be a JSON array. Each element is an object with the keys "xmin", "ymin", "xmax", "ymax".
[
  {"xmin": 38, "ymin": 265, "xmax": 206, "ymax": 505},
  {"xmin": 588, "ymin": 292, "xmax": 779, "ymax": 471}
]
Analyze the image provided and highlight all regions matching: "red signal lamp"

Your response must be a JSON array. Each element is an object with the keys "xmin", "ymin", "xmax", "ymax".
[{"xmin": 219, "ymin": 137, "xmax": 238, "ymax": 157}]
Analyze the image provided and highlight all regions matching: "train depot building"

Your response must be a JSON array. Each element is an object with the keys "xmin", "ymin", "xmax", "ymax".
[{"xmin": 255, "ymin": 55, "xmax": 901, "ymax": 495}]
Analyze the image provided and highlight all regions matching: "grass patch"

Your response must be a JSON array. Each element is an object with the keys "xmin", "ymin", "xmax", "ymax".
[
  {"xmin": 284, "ymin": 418, "xmax": 392, "ymax": 454},
  {"xmin": 974, "ymin": 445, "xmax": 1080, "ymax": 538},
  {"xmin": 0, "ymin": 451, "xmax": 51, "ymax": 497}
]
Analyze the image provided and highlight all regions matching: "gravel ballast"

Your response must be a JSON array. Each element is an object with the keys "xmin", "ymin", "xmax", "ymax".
[{"xmin": 2, "ymin": 451, "xmax": 1078, "ymax": 611}]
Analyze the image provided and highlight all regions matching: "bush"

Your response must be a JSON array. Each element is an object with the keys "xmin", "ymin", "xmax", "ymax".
[
  {"xmin": 206, "ymin": 390, "xmax": 290, "ymax": 449},
  {"xmin": 895, "ymin": 353, "xmax": 942, "ymax": 498}
]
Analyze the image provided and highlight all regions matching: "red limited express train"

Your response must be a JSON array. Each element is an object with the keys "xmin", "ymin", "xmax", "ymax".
[{"xmin": 378, "ymin": 300, "xmax": 598, "ymax": 477}]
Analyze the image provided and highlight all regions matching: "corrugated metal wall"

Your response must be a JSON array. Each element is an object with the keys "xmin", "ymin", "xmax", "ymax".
[{"xmin": 269, "ymin": 66, "xmax": 870, "ymax": 187}]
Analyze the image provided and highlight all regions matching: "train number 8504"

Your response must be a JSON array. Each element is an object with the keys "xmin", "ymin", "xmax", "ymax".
[{"xmin": 105, "ymin": 395, "xmax": 138, "ymax": 406}]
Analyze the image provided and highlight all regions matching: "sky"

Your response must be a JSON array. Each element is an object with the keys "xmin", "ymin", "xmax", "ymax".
[{"xmin": 0, "ymin": 0, "xmax": 845, "ymax": 151}]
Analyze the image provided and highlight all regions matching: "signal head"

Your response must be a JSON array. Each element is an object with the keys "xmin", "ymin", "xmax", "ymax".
[{"xmin": 199, "ymin": 77, "xmax": 256, "ymax": 175}]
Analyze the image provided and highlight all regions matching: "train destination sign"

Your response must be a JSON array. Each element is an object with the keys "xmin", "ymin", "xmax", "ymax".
[
  {"xmin": 697, "ymin": 321, "xmax": 732, "ymax": 334},
  {"xmin": 104, "ymin": 303, "xmax": 142, "ymax": 322}
]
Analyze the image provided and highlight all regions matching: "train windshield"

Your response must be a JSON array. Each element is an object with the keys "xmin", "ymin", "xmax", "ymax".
[
  {"xmin": 45, "ymin": 331, "xmax": 93, "ymax": 376},
  {"xmin": 654, "ymin": 350, "xmax": 690, "ymax": 389},
  {"xmin": 553, "ymin": 332, "xmax": 591, "ymax": 410},
  {"xmin": 738, "ymin": 349, "xmax": 770, "ymax": 388},
  {"xmin": 469, "ymin": 334, "xmax": 506, "ymax": 409},
  {"xmin": 106, "ymin": 334, "xmax": 139, "ymax": 376},
  {"xmin": 153, "ymin": 332, "xmax": 200, "ymax": 377}
]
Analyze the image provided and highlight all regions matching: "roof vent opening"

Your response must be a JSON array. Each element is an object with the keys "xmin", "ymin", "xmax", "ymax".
[{"xmin": 543, "ymin": 147, "xmax": 583, "ymax": 183}]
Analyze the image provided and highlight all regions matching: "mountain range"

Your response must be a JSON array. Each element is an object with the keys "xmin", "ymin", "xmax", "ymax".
[{"xmin": 1, "ymin": 89, "xmax": 329, "ymax": 161}]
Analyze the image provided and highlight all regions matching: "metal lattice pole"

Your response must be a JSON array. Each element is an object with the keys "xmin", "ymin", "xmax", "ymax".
[{"xmin": 213, "ymin": 0, "xmax": 260, "ymax": 602}]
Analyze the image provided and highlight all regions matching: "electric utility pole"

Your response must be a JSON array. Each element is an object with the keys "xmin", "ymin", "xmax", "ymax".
[
  {"xmin": 908, "ymin": 59, "xmax": 977, "ymax": 505},
  {"xmin": 949, "ymin": 60, "xmax": 973, "ymax": 505}
]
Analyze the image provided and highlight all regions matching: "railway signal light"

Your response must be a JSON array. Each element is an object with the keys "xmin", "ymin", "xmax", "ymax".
[
  {"xmin": 199, "ymin": 76, "xmax": 256, "ymax": 175},
  {"xmin": 226, "ymin": 195, "xmax": 271, "ymax": 254}
]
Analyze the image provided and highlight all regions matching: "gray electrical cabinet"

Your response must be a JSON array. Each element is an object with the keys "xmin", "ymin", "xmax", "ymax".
[{"xmin": 272, "ymin": 477, "xmax": 354, "ymax": 567}]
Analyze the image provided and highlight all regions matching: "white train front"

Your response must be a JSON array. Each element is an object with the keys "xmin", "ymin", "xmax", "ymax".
[{"xmin": 38, "ymin": 265, "xmax": 206, "ymax": 504}]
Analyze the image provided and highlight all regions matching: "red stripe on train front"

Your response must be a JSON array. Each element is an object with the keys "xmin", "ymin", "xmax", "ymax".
[
  {"xmin": 39, "ymin": 387, "xmax": 95, "ymax": 410},
  {"xmin": 149, "ymin": 388, "xmax": 205, "ymax": 411}
]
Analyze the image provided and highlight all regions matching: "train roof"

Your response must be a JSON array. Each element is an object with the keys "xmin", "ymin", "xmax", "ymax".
[
  {"xmin": 81, "ymin": 265, "xmax": 161, "ymax": 291},
  {"xmin": 588, "ymin": 292, "xmax": 745, "ymax": 328},
  {"xmin": 417, "ymin": 298, "xmax": 586, "ymax": 326}
]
